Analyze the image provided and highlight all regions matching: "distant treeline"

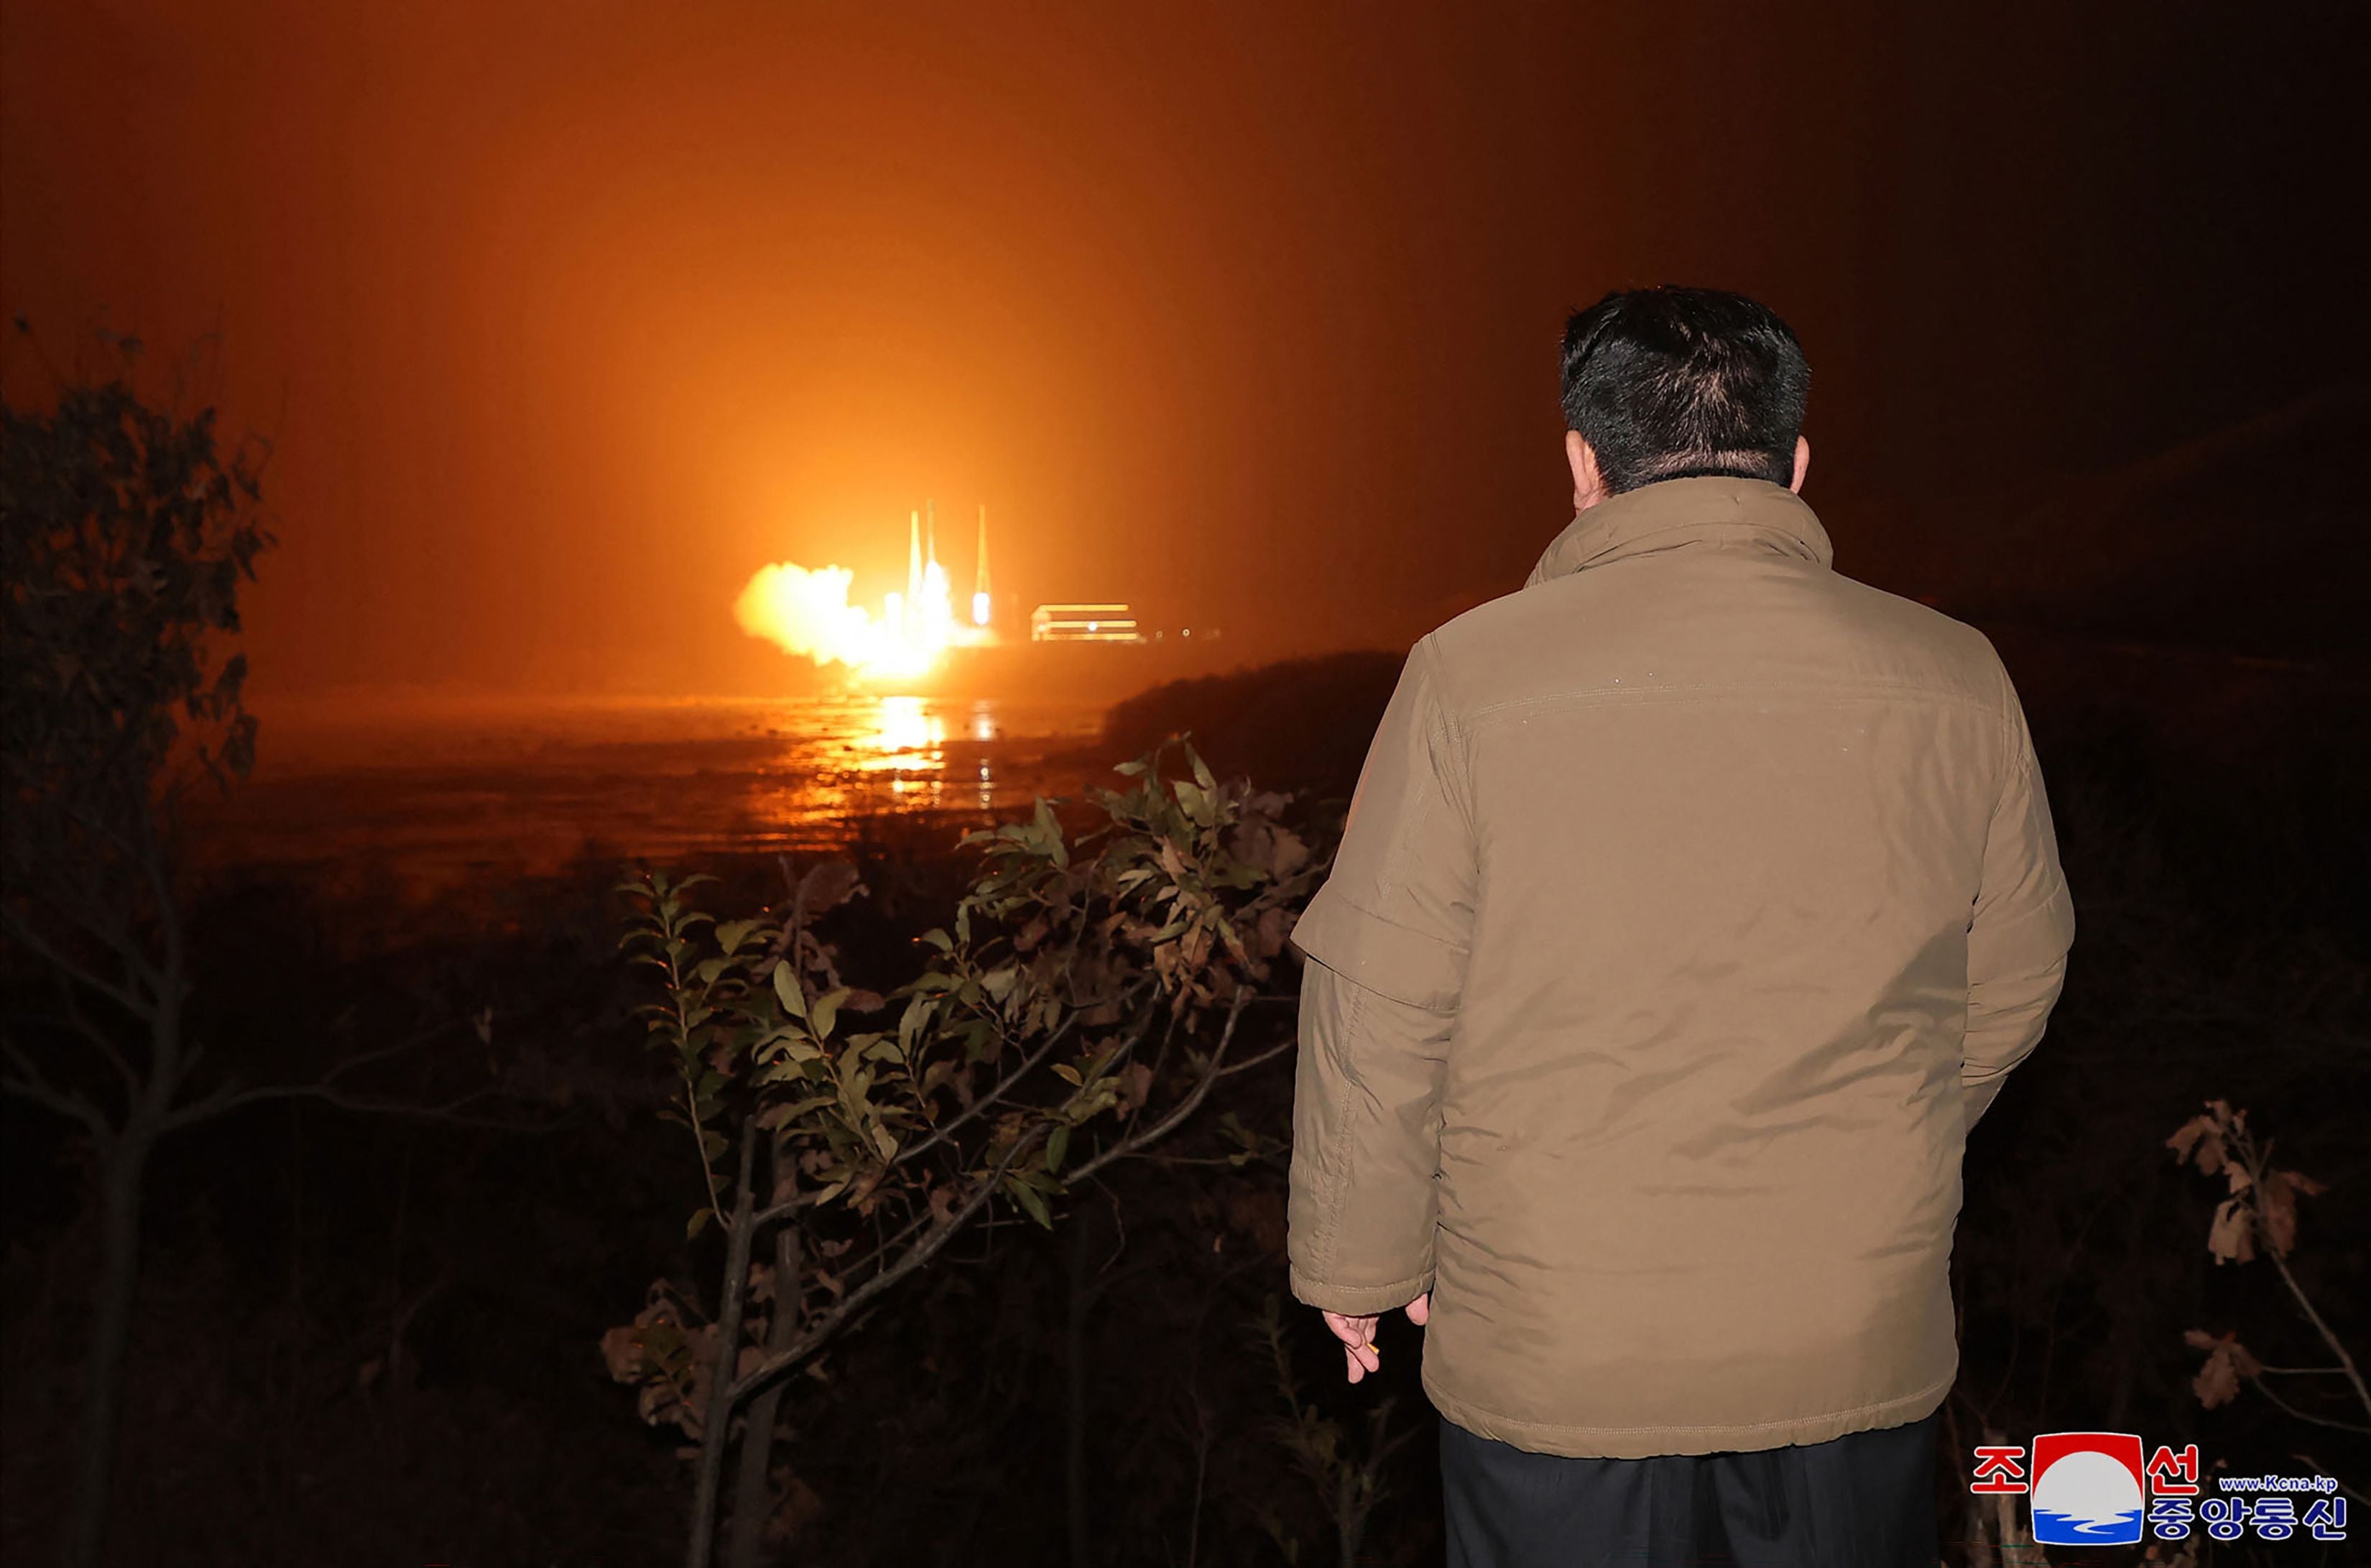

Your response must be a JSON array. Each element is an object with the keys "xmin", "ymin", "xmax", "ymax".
[{"xmin": 1096, "ymin": 650, "xmax": 1404, "ymax": 801}]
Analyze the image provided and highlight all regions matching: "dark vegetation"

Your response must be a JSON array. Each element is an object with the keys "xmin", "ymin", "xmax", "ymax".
[
  {"xmin": 4, "ymin": 370, "xmax": 2365, "ymax": 1566},
  {"xmin": 1096, "ymin": 652, "xmax": 1407, "ymax": 804}
]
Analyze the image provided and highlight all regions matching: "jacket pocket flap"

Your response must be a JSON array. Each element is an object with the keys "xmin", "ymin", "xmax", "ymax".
[{"xmin": 1291, "ymin": 889, "xmax": 1466, "ymax": 1012}]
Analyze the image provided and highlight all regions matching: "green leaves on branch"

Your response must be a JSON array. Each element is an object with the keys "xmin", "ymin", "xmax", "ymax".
[
  {"xmin": 620, "ymin": 743, "xmax": 1321, "ymax": 1238},
  {"xmin": 607, "ymin": 743, "xmax": 1319, "ymax": 1424}
]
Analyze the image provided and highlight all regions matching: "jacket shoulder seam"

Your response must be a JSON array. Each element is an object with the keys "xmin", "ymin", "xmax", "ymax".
[{"xmin": 1464, "ymin": 678, "xmax": 2002, "ymax": 729}]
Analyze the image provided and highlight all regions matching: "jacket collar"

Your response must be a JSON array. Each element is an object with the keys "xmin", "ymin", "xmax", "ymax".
[{"xmin": 1525, "ymin": 477, "xmax": 1834, "ymax": 587}]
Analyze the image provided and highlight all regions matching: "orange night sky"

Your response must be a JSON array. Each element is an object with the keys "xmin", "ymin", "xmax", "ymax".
[{"xmin": 4, "ymin": 1, "xmax": 2356, "ymax": 698}]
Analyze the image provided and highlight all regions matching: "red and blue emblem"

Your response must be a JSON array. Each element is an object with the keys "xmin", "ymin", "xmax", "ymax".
[{"xmin": 2030, "ymin": 1432, "xmax": 2145, "ymax": 1546}]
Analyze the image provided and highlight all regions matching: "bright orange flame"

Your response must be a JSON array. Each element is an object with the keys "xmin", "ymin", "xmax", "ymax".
[{"xmin": 734, "ymin": 557, "xmax": 990, "ymax": 682}]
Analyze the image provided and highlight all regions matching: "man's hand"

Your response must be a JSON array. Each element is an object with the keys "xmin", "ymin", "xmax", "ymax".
[{"xmin": 1321, "ymin": 1292, "xmax": 1431, "ymax": 1384}]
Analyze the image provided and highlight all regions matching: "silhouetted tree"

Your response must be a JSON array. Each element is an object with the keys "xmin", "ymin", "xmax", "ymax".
[{"xmin": 1, "ymin": 338, "xmax": 270, "ymax": 1567}]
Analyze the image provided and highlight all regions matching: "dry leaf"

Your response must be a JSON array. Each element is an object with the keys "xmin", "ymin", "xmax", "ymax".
[
  {"xmin": 2192, "ymin": 1342, "xmax": 2241, "ymax": 1408},
  {"xmin": 2185, "ymin": 1330, "xmax": 2262, "ymax": 1409},
  {"xmin": 2257, "ymin": 1168, "xmax": 2327, "ymax": 1256},
  {"xmin": 599, "ymin": 1325, "xmax": 642, "ymax": 1381},
  {"xmin": 1253, "ymin": 904, "xmax": 1290, "ymax": 960},
  {"xmin": 1114, "ymin": 1060, "xmax": 1155, "ymax": 1115},
  {"xmin": 767, "ymin": 1474, "xmax": 827, "ymax": 1545},
  {"xmin": 796, "ymin": 858, "xmax": 862, "ymax": 919},
  {"xmin": 2207, "ymin": 1196, "xmax": 2257, "ymax": 1263},
  {"xmin": 2168, "ymin": 1113, "xmax": 2225, "ymax": 1175}
]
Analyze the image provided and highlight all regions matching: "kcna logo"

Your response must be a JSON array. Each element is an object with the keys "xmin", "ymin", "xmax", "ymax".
[
  {"xmin": 1974, "ymin": 1433, "xmax": 2348, "ymax": 1548},
  {"xmin": 1973, "ymin": 1432, "xmax": 2148, "ymax": 1546},
  {"xmin": 2029, "ymin": 1433, "xmax": 2148, "ymax": 1545}
]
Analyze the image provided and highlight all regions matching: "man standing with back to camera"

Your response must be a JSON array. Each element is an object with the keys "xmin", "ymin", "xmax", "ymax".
[{"xmin": 1286, "ymin": 287, "xmax": 2074, "ymax": 1567}]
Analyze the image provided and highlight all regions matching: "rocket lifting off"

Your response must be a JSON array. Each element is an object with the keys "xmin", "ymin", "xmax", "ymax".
[
  {"xmin": 901, "ymin": 509, "xmax": 923, "ymax": 628},
  {"xmin": 973, "ymin": 504, "xmax": 992, "ymax": 626},
  {"xmin": 733, "ymin": 500, "xmax": 996, "ymax": 681}
]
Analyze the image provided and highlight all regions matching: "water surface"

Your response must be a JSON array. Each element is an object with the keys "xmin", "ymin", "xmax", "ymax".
[{"xmin": 193, "ymin": 692, "xmax": 1108, "ymax": 897}]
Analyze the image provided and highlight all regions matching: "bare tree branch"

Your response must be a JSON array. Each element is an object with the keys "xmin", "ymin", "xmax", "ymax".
[
  {"xmin": 2289, "ymin": 1455, "xmax": 2367, "ymax": 1508},
  {"xmin": 0, "ymin": 905, "xmax": 150, "ymax": 1020},
  {"xmin": 1215, "ymin": 1036, "xmax": 1295, "ymax": 1078},
  {"xmin": 56, "ymin": 979, "xmax": 141, "ymax": 1103},
  {"xmin": 1, "ymin": 1042, "xmax": 114, "ymax": 1143},
  {"xmin": 52, "ymin": 795, "xmax": 173, "ymax": 996},
  {"xmin": 2227, "ymin": 1114, "xmax": 2371, "ymax": 1429},
  {"xmin": 160, "ymin": 1019, "xmax": 469, "ymax": 1131},
  {"xmin": 173, "ymin": 1081, "xmax": 560, "ymax": 1133},
  {"xmin": 893, "ymin": 1011, "xmax": 1078, "ymax": 1169},
  {"xmin": 747, "ymin": 1189, "xmax": 826, "ymax": 1231},
  {"xmin": 2246, "ymin": 1374, "xmax": 2371, "ymax": 1435},
  {"xmin": 1070, "ymin": 987, "xmax": 1255, "ymax": 1187},
  {"xmin": 2265, "ymin": 1244, "xmax": 2371, "ymax": 1427}
]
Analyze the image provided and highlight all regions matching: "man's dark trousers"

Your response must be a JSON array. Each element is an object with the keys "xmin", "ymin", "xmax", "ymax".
[{"xmin": 1439, "ymin": 1412, "xmax": 1940, "ymax": 1567}]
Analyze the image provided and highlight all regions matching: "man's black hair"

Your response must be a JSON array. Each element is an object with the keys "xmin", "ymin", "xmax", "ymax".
[{"xmin": 1558, "ymin": 286, "xmax": 1810, "ymax": 494}]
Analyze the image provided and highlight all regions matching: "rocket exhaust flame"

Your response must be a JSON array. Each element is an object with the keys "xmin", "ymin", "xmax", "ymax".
[
  {"xmin": 971, "ymin": 501, "xmax": 992, "ymax": 627},
  {"xmin": 734, "ymin": 504, "xmax": 996, "ymax": 682}
]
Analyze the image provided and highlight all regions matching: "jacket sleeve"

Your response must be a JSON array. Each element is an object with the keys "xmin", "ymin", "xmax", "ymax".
[
  {"xmin": 1288, "ymin": 639, "xmax": 1476, "ymax": 1313},
  {"xmin": 1962, "ymin": 686, "xmax": 2076, "ymax": 1129}
]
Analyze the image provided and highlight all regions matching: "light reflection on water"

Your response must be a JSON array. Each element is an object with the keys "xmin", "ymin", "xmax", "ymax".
[
  {"xmin": 196, "ymin": 691, "xmax": 1103, "ymax": 897},
  {"xmin": 861, "ymin": 695, "xmax": 945, "ymax": 775}
]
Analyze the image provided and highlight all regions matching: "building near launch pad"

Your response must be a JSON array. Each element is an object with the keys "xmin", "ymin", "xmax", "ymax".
[{"xmin": 1030, "ymin": 604, "xmax": 1142, "ymax": 643}]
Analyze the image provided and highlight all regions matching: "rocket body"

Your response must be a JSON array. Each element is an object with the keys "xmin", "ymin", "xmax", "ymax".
[{"xmin": 972, "ymin": 504, "xmax": 992, "ymax": 626}]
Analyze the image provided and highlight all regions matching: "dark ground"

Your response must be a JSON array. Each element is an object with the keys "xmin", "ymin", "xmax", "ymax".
[{"xmin": 3, "ymin": 634, "xmax": 2367, "ymax": 1566}]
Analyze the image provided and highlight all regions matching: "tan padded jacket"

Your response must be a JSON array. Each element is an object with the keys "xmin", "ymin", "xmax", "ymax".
[{"xmin": 1287, "ymin": 478, "xmax": 2074, "ymax": 1459}]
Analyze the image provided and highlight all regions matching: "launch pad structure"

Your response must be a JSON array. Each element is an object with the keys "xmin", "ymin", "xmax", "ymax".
[{"xmin": 896, "ymin": 500, "xmax": 1147, "ymax": 646}]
